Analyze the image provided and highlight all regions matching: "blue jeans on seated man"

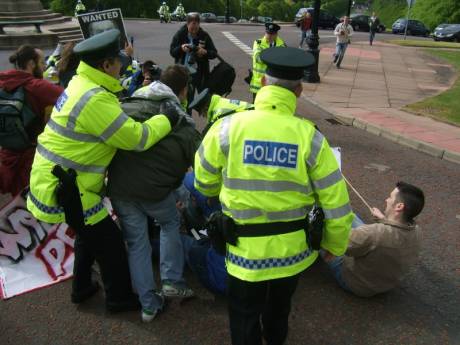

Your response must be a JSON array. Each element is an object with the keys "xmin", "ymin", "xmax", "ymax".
[
  {"xmin": 111, "ymin": 193, "xmax": 188, "ymax": 312},
  {"xmin": 322, "ymin": 214, "xmax": 364, "ymax": 292}
]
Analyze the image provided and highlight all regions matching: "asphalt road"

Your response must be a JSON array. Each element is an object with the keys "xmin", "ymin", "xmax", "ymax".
[{"xmin": 1, "ymin": 21, "xmax": 459, "ymax": 345}]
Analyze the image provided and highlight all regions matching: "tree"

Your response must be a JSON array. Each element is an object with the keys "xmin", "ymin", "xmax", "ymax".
[{"xmin": 412, "ymin": 0, "xmax": 460, "ymax": 29}]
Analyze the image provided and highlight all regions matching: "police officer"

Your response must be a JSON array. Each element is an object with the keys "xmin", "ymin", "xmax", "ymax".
[
  {"xmin": 74, "ymin": 0, "xmax": 86, "ymax": 17},
  {"xmin": 249, "ymin": 23, "xmax": 286, "ymax": 102},
  {"xmin": 27, "ymin": 29, "xmax": 180, "ymax": 312},
  {"xmin": 194, "ymin": 47, "xmax": 354, "ymax": 345}
]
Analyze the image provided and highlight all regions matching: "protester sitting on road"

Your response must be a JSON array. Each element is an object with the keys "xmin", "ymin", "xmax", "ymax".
[
  {"xmin": 0, "ymin": 45, "xmax": 63, "ymax": 197},
  {"xmin": 169, "ymin": 12, "xmax": 218, "ymax": 103},
  {"xmin": 249, "ymin": 22, "xmax": 286, "ymax": 102},
  {"xmin": 27, "ymin": 29, "xmax": 179, "ymax": 314},
  {"xmin": 322, "ymin": 181, "xmax": 424, "ymax": 297},
  {"xmin": 107, "ymin": 64, "xmax": 201, "ymax": 322},
  {"xmin": 333, "ymin": 16, "xmax": 353, "ymax": 69},
  {"xmin": 57, "ymin": 42, "xmax": 80, "ymax": 88}
]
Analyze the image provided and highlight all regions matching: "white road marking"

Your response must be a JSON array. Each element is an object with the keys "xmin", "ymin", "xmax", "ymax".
[
  {"xmin": 408, "ymin": 68, "xmax": 437, "ymax": 74},
  {"xmin": 222, "ymin": 31, "xmax": 253, "ymax": 55},
  {"xmin": 364, "ymin": 163, "xmax": 391, "ymax": 172}
]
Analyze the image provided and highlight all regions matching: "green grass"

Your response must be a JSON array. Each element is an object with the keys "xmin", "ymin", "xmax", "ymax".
[
  {"xmin": 404, "ymin": 50, "xmax": 460, "ymax": 126},
  {"xmin": 386, "ymin": 39, "xmax": 460, "ymax": 49}
]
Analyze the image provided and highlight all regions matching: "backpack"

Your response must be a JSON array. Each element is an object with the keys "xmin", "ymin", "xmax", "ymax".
[
  {"xmin": 206, "ymin": 55, "xmax": 236, "ymax": 96},
  {"xmin": 0, "ymin": 87, "xmax": 37, "ymax": 150}
]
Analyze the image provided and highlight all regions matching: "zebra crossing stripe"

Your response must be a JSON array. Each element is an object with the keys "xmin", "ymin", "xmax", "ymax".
[{"xmin": 222, "ymin": 31, "xmax": 252, "ymax": 55}]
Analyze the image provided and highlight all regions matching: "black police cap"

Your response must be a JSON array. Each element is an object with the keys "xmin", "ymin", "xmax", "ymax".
[
  {"xmin": 260, "ymin": 47, "xmax": 315, "ymax": 80},
  {"xmin": 74, "ymin": 29, "xmax": 122, "ymax": 62},
  {"xmin": 265, "ymin": 22, "xmax": 281, "ymax": 34},
  {"xmin": 189, "ymin": 88, "xmax": 211, "ymax": 112}
]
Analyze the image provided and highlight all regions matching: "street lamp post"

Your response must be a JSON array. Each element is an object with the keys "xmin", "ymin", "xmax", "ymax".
[
  {"xmin": 305, "ymin": 0, "xmax": 321, "ymax": 83},
  {"xmin": 225, "ymin": 0, "xmax": 230, "ymax": 23},
  {"xmin": 347, "ymin": 0, "xmax": 353, "ymax": 17}
]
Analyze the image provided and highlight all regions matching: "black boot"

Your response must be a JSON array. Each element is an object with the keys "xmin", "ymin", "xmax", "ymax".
[{"xmin": 71, "ymin": 281, "xmax": 100, "ymax": 304}]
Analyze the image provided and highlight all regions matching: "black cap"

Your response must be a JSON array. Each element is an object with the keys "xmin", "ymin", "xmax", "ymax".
[
  {"xmin": 74, "ymin": 29, "xmax": 121, "ymax": 62},
  {"xmin": 189, "ymin": 88, "xmax": 211, "ymax": 111},
  {"xmin": 260, "ymin": 47, "xmax": 315, "ymax": 80},
  {"xmin": 265, "ymin": 22, "xmax": 281, "ymax": 34}
]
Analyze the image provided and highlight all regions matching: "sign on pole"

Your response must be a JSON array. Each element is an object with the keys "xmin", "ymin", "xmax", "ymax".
[{"xmin": 77, "ymin": 8, "xmax": 128, "ymax": 48}]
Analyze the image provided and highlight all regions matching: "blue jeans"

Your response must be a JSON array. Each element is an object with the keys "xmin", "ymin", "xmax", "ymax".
[
  {"xmin": 111, "ymin": 193, "xmax": 185, "ymax": 311},
  {"xmin": 299, "ymin": 30, "xmax": 311, "ymax": 47},
  {"xmin": 335, "ymin": 42, "xmax": 348, "ymax": 64}
]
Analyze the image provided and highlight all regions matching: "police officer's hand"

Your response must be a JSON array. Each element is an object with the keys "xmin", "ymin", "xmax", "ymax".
[
  {"xmin": 321, "ymin": 250, "xmax": 336, "ymax": 263},
  {"xmin": 160, "ymin": 101, "xmax": 182, "ymax": 128}
]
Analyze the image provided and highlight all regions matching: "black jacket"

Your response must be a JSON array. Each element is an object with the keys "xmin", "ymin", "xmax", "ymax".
[
  {"xmin": 107, "ymin": 93, "xmax": 201, "ymax": 203},
  {"xmin": 169, "ymin": 25, "xmax": 218, "ymax": 88}
]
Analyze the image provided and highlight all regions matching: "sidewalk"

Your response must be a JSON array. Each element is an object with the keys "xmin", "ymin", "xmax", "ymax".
[{"xmin": 302, "ymin": 40, "xmax": 460, "ymax": 164}]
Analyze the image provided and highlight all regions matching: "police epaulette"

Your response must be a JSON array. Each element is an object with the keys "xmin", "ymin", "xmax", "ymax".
[{"xmin": 256, "ymin": 39, "xmax": 262, "ymax": 44}]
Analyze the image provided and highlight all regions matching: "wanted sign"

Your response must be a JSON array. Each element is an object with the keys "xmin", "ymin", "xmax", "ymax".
[{"xmin": 77, "ymin": 8, "xmax": 128, "ymax": 48}]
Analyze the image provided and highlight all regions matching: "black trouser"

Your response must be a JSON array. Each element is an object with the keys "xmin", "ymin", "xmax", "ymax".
[
  {"xmin": 72, "ymin": 216, "xmax": 133, "ymax": 303},
  {"xmin": 227, "ymin": 273, "xmax": 300, "ymax": 345}
]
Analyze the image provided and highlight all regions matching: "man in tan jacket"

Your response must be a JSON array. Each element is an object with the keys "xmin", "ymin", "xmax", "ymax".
[{"xmin": 323, "ymin": 181, "xmax": 425, "ymax": 297}]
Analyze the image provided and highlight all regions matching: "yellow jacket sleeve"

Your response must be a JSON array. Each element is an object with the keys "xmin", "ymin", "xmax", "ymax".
[
  {"xmin": 80, "ymin": 92, "xmax": 171, "ymax": 151},
  {"xmin": 194, "ymin": 118, "xmax": 227, "ymax": 196},
  {"xmin": 306, "ymin": 129, "xmax": 353, "ymax": 256}
]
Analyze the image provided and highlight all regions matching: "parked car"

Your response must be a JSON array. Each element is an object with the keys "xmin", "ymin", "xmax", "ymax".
[
  {"xmin": 433, "ymin": 24, "xmax": 460, "ymax": 42},
  {"xmin": 216, "ymin": 16, "xmax": 237, "ymax": 23},
  {"xmin": 201, "ymin": 13, "xmax": 217, "ymax": 23},
  {"xmin": 294, "ymin": 8, "xmax": 340, "ymax": 29},
  {"xmin": 350, "ymin": 14, "xmax": 386, "ymax": 32},
  {"xmin": 392, "ymin": 18, "xmax": 430, "ymax": 36},
  {"xmin": 249, "ymin": 16, "xmax": 273, "ymax": 23}
]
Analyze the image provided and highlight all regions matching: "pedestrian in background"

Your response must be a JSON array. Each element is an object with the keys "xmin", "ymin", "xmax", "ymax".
[
  {"xmin": 369, "ymin": 12, "xmax": 380, "ymax": 46},
  {"xmin": 195, "ymin": 47, "xmax": 353, "ymax": 345},
  {"xmin": 298, "ymin": 12, "xmax": 312, "ymax": 48},
  {"xmin": 333, "ymin": 16, "xmax": 353, "ymax": 69}
]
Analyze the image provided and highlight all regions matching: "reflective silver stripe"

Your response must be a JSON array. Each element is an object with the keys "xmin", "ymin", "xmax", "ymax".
[
  {"xmin": 198, "ymin": 145, "xmax": 219, "ymax": 175},
  {"xmin": 195, "ymin": 177, "xmax": 220, "ymax": 191},
  {"xmin": 222, "ymin": 203, "xmax": 312, "ymax": 221},
  {"xmin": 266, "ymin": 206, "xmax": 311, "ymax": 221},
  {"xmin": 306, "ymin": 130, "xmax": 324, "ymax": 168},
  {"xmin": 219, "ymin": 116, "xmax": 232, "ymax": 157},
  {"xmin": 134, "ymin": 123, "xmax": 149, "ymax": 151},
  {"xmin": 222, "ymin": 204, "xmax": 263, "ymax": 219},
  {"xmin": 323, "ymin": 203, "xmax": 352, "ymax": 220},
  {"xmin": 312, "ymin": 169, "xmax": 343, "ymax": 190},
  {"xmin": 67, "ymin": 88, "xmax": 104, "ymax": 129},
  {"xmin": 36, "ymin": 144, "xmax": 106, "ymax": 174},
  {"xmin": 47, "ymin": 118, "xmax": 101, "ymax": 143},
  {"xmin": 99, "ymin": 112, "xmax": 129, "ymax": 141},
  {"xmin": 223, "ymin": 175, "xmax": 311, "ymax": 194}
]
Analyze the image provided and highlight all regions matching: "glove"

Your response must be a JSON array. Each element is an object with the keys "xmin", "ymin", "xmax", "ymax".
[{"xmin": 160, "ymin": 100, "xmax": 180, "ymax": 127}]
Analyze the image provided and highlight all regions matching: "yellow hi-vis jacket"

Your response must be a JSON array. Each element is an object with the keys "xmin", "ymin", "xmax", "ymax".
[
  {"xmin": 194, "ymin": 85, "xmax": 353, "ymax": 282},
  {"xmin": 207, "ymin": 95, "xmax": 253, "ymax": 123},
  {"xmin": 249, "ymin": 36, "xmax": 286, "ymax": 95},
  {"xmin": 27, "ymin": 61, "xmax": 171, "ymax": 225}
]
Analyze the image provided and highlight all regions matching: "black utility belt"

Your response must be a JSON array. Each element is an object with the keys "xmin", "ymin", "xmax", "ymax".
[{"xmin": 235, "ymin": 219, "xmax": 307, "ymax": 237}]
